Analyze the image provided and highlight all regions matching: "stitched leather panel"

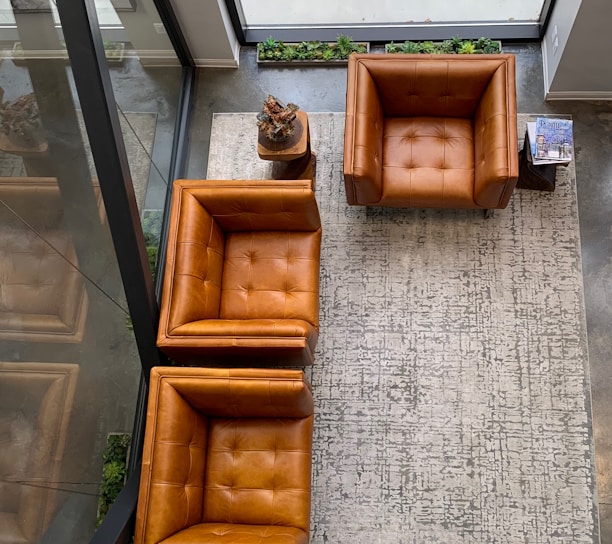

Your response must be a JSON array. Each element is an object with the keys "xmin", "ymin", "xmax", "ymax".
[
  {"xmin": 474, "ymin": 63, "xmax": 519, "ymax": 208},
  {"xmin": 220, "ymin": 231, "xmax": 321, "ymax": 326},
  {"xmin": 362, "ymin": 55, "xmax": 504, "ymax": 118},
  {"xmin": 160, "ymin": 523, "xmax": 308, "ymax": 544},
  {"xmin": 168, "ymin": 192, "xmax": 224, "ymax": 330},
  {"xmin": 203, "ymin": 417, "xmax": 313, "ymax": 532},
  {"xmin": 137, "ymin": 380, "xmax": 208, "ymax": 544},
  {"xmin": 381, "ymin": 117, "xmax": 475, "ymax": 208}
]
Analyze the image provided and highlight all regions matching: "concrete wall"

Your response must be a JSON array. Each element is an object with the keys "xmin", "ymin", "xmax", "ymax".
[
  {"xmin": 169, "ymin": 0, "xmax": 240, "ymax": 67},
  {"xmin": 543, "ymin": 0, "xmax": 612, "ymax": 99}
]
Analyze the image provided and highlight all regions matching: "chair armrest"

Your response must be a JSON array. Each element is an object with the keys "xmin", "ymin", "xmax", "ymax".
[
  {"xmin": 473, "ymin": 56, "xmax": 518, "ymax": 209},
  {"xmin": 135, "ymin": 376, "xmax": 209, "ymax": 544},
  {"xmin": 173, "ymin": 179, "xmax": 320, "ymax": 232},
  {"xmin": 344, "ymin": 56, "xmax": 384, "ymax": 205}
]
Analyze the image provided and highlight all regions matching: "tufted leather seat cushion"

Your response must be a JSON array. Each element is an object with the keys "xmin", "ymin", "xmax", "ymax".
[
  {"xmin": 343, "ymin": 54, "xmax": 518, "ymax": 209},
  {"xmin": 135, "ymin": 367, "xmax": 313, "ymax": 544},
  {"xmin": 157, "ymin": 179, "xmax": 322, "ymax": 366},
  {"xmin": 220, "ymin": 231, "xmax": 319, "ymax": 323}
]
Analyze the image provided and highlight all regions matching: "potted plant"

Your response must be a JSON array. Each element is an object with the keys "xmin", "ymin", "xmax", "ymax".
[
  {"xmin": 0, "ymin": 92, "xmax": 45, "ymax": 148},
  {"xmin": 256, "ymin": 95, "xmax": 300, "ymax": 143},
  {"xmin": 385, "ymin": 36, "xmax": 501, "ymax": 54},
  {"xmin": 257, "ymin": 34, "xmax": 369, "ymax": 65}
]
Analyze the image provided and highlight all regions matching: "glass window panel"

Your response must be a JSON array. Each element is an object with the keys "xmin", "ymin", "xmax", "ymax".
[
  {"xmin": 0, "ymin": 0, "xmax": 181, "ymax": 540},
  {"xmin": 238, "ymin": 0, "xmax": 545, "ymax": 26}
]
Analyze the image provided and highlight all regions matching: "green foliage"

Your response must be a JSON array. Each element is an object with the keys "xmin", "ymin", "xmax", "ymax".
[
  {"xmin": 142, "ymin": 210, "xmax": 162, "ymax": 279},
  {"xmin": 385, "ymin": 36, "xmax": 501, "ymax": 55},
  {"xmin": 96, "ymin": 434, "xmax": 131, "ymax": 528},
  {"xmin": 459, "ymin": 42, "xmax": 476, "ymax": 54},
  {"xmin": 257, "ymin": 35, "xmax": 368, "ymax": 62}
]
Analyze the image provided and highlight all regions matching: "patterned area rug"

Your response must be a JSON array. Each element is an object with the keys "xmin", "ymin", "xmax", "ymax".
[{"xmin": 207, "ymin": 113, "xmax": 596, "ymax": 543}]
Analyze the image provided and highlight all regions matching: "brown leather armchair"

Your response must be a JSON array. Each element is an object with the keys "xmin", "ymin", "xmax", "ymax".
[
  {"xmin": 157, "ymin": 179, "xmax": 321, "ymax": 366},
  {"xmin": 344, "ymin": 53, "xmax": 518, "ymax": 209},
  {"xmin": 135, "ymin": 367, "xmax": 314, "ymax": 544}
]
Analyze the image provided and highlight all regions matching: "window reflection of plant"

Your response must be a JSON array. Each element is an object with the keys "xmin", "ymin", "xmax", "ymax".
[
  {"xmin": 96, "ymin": 433, "xmax": 131, "ymax": 528},
  {"xmin": 142, "ymin": 210, "xmax": 162, "ymax": 280}
]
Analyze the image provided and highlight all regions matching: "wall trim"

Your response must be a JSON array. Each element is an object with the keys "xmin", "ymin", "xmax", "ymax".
[
  {"xmin": 541, "ymin": 38, "xmax": 551, "ymax": 99},
  {"xmin": 137, "ymin": 50, "xmax": 181, "ymax": 67},
  {"xmin": 545, "ymin": 90, "xmax": 612, "ymax": 101},
  {"xmin": 194, "ymin": 57, "xmax": 239, "ymax": 68}
]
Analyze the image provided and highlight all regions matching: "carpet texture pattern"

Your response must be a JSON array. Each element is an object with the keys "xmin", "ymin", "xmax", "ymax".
[{"xmin": 207, "ymin": 113, "xmax": 596, "ymax": 543}]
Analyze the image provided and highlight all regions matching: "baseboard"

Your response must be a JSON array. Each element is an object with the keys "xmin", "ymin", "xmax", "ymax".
[
  {"xmin": 545, "ymin": 90, "xmax": 612, "ymax": 101},
  {"xmin": 136, "ymin": 51, "xmax": 181, "ymax": 67},
  {"xmin": 194, "ymin": 57, "xmax": 239, "ymax": 68},
  {"xmin": 542, "ymin": 39, "xmax": 612, "ymax": 100}
]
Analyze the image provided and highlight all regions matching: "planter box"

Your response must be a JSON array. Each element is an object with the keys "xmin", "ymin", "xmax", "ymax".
[
  {"xmin": 257, "ymin": 42, "xmax": 370, "ymax": 67},
  {"xmin": 384, "ymin": 39, "xmax": 502, "ymax": 55}
]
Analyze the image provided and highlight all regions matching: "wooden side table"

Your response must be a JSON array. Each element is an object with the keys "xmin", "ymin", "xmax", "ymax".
[
  {"xmin": 516, "ymin": 130, "xmax": 566, "ymax": 192},
  {"xmin": 257, "ymin": 110, "xmax": 316, "ymax": 189}
]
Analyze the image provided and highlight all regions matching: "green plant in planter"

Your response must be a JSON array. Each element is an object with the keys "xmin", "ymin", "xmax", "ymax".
[
  {"xmin": 257, "ymin": 35, "xmax": 367, "ymax": 62},
  {"xmin": 459, "ymin": 42, "xmax": 476, "ymax": 54},
  {"xmin": 385, "ymin": 36, "xmax": 501, "ymax": 55}
]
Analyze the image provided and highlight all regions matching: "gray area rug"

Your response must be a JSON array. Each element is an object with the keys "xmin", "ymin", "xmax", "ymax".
[
  {"xmin": 207, "ymin": 113, "xmax": 596, "ymax": 543},
  {"xmin": 0, "ymin": 111, "xmax": 156, "ymax": 214}
]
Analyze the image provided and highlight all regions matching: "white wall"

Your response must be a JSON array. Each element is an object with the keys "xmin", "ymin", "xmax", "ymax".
[
  {"xmin": 169, "ymin": 0, "xmax": 240, "ymax": 68},
  {"xmin": 543, "ymin": 0, "xmax": 612, "ymax": 99}
]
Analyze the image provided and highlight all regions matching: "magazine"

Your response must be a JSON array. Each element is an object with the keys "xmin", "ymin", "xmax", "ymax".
[{"xmin": 527, "ymin": 117, "xmax": 573, "ymax": 165}]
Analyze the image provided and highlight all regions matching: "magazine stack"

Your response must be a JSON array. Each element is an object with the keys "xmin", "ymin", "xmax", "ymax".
[{"xmin": 527, "ymin": 117, "xmax": 574, "ymax": 166}]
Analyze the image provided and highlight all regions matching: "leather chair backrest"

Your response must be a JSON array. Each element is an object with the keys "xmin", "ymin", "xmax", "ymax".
[
  {"xmin": 357, "ymin": 55, "xmax": 511, "ymax": 118},
  {"xmin": 160, "ymin": 367, "xmax": 314, "ymax": 418},
  {"xmin": 188, "ymin": 180, "xmax": 320, "ymax": 233}
]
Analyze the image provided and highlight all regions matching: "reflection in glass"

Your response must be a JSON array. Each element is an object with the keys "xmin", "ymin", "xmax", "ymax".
[
  {"xmin": 0, "ymin": 363, "xmax": 79, "ymax": 543},
  {"xmin": 0, "ymin": 0, "xmax": 182, "ymax": 539}
]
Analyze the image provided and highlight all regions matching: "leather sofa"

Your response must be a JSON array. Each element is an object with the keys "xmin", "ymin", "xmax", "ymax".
[
  {"xmin": 135, "ymin": 367, "xmax": 314, "ymax": 544},
  {"xmin": 157, "ymin": 179, "xmax": 322, "ymax": 366},
  {"xmin": 343, "ymin": 53, "xmax": 518, "ymax": 209}
]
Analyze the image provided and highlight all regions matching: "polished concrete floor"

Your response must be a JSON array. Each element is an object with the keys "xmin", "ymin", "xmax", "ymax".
[{"xmin": 188, "ymin": 43, "xmax": 612, "ymax": 542}]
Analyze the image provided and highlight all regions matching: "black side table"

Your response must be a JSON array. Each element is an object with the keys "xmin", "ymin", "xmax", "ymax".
[{"xmin": 516, "ymin": 131, "xmax": 557, "ymax": 192}]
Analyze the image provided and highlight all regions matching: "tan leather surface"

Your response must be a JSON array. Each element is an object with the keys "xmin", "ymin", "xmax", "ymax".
[
  {"xmin": 160, "ymin": 523, "xmax": 308, "ymax": 544},
  {"xmin": 221, "ymin": 231, "xmax": 320, "ymax": 324},
  {"xmin": 157, "ymin": 179, "xmax": 321, "ymax": 366},
  {"xmin": 203, "ymin": 417, "xmax": 312, "ymax": 530},
  {"xmin": 135, "ymin": 367, "xmax": 313, "ymax": 544},
  {"xmin": 343, "ymin": 54, "xmax": 518, "ymax": 209},
  {"xmin": 380, "ymin": 117, "xmax": 475, "ymax": 208}
]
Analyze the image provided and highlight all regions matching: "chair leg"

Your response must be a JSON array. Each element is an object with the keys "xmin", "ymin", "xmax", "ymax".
[{"xmin": 484, "ymin": 209, "xmax": 494, "ymax": 219}]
